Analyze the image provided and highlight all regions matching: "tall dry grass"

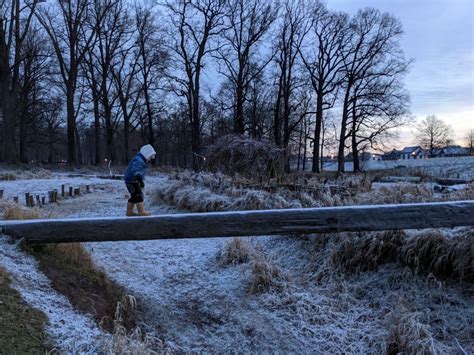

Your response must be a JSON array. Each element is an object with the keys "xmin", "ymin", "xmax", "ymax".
[
  {"xmin": 386, "ymin": 311, "xmax": 435, "ymax": 354},
  {"xmin": 218, "ymin": 238, "xmax": 257, "ymax": 266},
  {"xmin": 247, "ymin": 255, "xmax": 287, "ymax": 294},
  {"xmin": 331, "ymin": 230, "xmax": 473, "ymax": 283},
  {"xmin": 102, "ymin": 295, "xmax": 169, "ymax": 354}
]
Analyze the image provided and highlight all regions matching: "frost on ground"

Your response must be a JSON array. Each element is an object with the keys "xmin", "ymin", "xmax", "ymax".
[
  {"xmin": 1, "ymin": 170, "xmax": 473, "ymax": 353},
  {"xmin": 323, "ymin": 155, "xmax": 474, "ymax": 180},
  {"xmin": 0, "ymin": 237, "xmax": 108, "ymax": 353}
]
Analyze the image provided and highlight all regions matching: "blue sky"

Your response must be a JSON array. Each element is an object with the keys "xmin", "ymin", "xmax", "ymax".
[{"xmin": 329, "ymin": 0, "xmax": 473, "ymax": 147}]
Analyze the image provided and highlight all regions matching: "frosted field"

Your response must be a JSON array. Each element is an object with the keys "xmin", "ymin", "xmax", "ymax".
[
  {"xmin": 0, "ymin": 169, "xmax": 473, "ymax": 353},
  {"xmin": 321, "ymin": 156, "xmax": 474, "ymax": 180}
]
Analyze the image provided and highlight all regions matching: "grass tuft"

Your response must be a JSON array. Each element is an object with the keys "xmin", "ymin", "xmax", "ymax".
[
  {"xmin": 248, "ymin": 254, "xmax": 287, "ymax": 294},
  {"xmin": 218, "ymin": 238, "xmax": 256, "ymax": 266},
  {"xmin": 3, "ymin": 204, "xmax": 41, "ymax": 220},
  {"xmin": 386, "ymin": 311, "xmax": 435, "ymax": 355}
]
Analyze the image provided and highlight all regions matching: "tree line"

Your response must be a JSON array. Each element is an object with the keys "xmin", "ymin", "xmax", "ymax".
[{"xmin": 0, "ymin": 0, "xmax": 411, "ymax": 175}]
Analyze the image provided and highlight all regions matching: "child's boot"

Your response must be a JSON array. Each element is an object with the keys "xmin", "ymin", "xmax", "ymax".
[
  {"xmin": 137, "ymin": 202, "xmax": 151, "ymax": 216},
  {"xmin": 126, "ymin": 202, "xmax": 137, "ymax": 216}
]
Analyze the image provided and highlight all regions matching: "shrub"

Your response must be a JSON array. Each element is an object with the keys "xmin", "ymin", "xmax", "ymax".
[{"xmin": 205, "ymin": 134, "xmax": 286, "ymax": 179}]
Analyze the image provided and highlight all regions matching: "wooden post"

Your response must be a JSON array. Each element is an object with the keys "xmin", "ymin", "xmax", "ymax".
[
  {"xmin": 13, "ymin": 196, "xmax": 19, "ymax": 204},
  {"xmin": 36, "ymin": 195, "xmax": 41, "ymax": 207},
  {"xmin": 74, "ymin": 188, "xmax": 80, "ymax": 196},
  {"xmin": 41, "ymin": 196, "xmax": 46, "ymax": 206},
  {"xmin": 2, "ymin": 201, "xmax": 473, "ymax": 244},
  {"xmin": 69, "ymin": 187, "xmax": 73, "ymax": 197},
  {"xmin": 25, "ymin": 193, "xmax": 30, "ymax": 207},
  {"xmin": 86, "ymin": 185, "xmax": 90, "ymax": 193},
  {"xmin": 0, "ymin": 190, "xmax": 3, "ymax": 199},
  {"xmin": 61, "ymin": 185, "xmax": 65, "ymax": 198},
  {"xmin": 49, "ymin": 191, "xmax": 54, "ymax": 203},
  {"xmin": 28, "ymin": 195, "xmax": 34, "ymax": 208},
  {"xmin": 53, "ymin": 190, "xmax": 58, "ymax": 203}
]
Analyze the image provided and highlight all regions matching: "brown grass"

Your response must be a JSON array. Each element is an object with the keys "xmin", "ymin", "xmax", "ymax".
[
  {"xmin": 332, "ymin": 230, "xmax": 473, "ymax": 283},
  {"xmin": 400, "ymin": 231, "xmax": 473, "ymax": 283},
  {"xmin": 248, "ymin": 255, "xmax": 287, "ymax": 294},
  {"xmin": 3, "ymin": 204, "xmax": 42, "ymax": 220},
  {"xmin": 332, "ymin": 230, "xmax": 405, "ymax": 273},
  {"xmin": 218, "ymin": 238, "xmax": 256, "ymax": 266},
  {"xmin": 0, "ymin": 267, "xmax": 50, "ymax": 353},
  {"xmin": 386, "ymin": 311, "xmax": 435, "ymax": 354}
]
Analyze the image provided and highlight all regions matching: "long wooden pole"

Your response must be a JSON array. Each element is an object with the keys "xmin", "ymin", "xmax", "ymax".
[{"xmin": 1, "ymin": 201, "xmax": 473, "ymax": 244}]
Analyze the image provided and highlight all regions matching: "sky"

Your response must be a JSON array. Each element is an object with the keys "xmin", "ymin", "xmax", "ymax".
[{"xmin": 329, "ymin": 0, "xmax": 474, "ymax": 148}]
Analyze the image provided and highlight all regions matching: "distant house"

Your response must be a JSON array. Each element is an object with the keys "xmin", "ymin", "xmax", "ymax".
[
  {"xmin": 382, "ymin": 149, "xmax": 401, "ymax": 161},
  {"xmin": 439, "ymin": 145, "xmax": 470, "ymax": 157},
  {"xmin": 400, "ymin": 146, "xmax": 425, "ymax": 160}
]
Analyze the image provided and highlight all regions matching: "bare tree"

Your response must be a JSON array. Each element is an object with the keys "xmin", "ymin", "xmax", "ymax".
[
  {"xmin": 299, "ymin": 4, "xmax": 348, "ymax": 173},
  {"xmin": 35, "ymin": 0, "xmax": 109, "ymax": 164},
  {"xmin": 347, "ymin": 50, "xmax": 410, "ymax": 172},
  {"xmin": 336, "ymin": 8, "xmax": 406, "ymax": 176},
  {"xmin": 164, "ymin": 0, "xmax": 226, "ymax": 170},
  {"xmin": 0, "ymin": 0, "xmax": 38, "ymax": 162},
  {"xmin": 273, "ymin": 0, "xmax": 310, "ymax": 150},
  {"xmin": 415, "ymin": 115, "xmax": 453, "ymax": 157},
  {"xmin": 217, "ymin": 0, "xmax": 278, "ymax": 134}
]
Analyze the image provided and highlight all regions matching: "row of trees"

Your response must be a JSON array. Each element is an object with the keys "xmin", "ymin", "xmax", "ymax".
[{"xmin": 0, "ymin": 0, "xmax": 411, "ymax": 175}]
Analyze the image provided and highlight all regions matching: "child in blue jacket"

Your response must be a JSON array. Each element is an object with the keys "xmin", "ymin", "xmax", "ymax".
[{"xmin": 124, "ymin": 144, "xmax": 156, "ymax": 216}]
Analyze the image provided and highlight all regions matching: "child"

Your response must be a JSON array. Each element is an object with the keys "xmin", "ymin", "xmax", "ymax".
[{"xmin": 124, "ymin": 144, "xmax": 156, "ymax": 216}]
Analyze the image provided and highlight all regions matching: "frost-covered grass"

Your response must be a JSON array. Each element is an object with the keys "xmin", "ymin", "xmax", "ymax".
[
  {"xmin": 324, "ymin": 155, "xmax": 474, "ymax": 180},
  {"xmin": 153, "ymin": 171, "xmax": 474, "ymax": 213},
  {"xmin": 244, "ymin": 231, "xmax": 474, "ymax": 353},
  {"xmin": 150, "ymin": 170, "xmax": 473, "ymax": 352},
  {"xmin": 1, "ymin": 169, "xmax": 472, "ymax": 353}
]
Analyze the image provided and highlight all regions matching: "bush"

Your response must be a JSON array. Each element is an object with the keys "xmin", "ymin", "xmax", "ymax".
[{"xmin": 205, "ymin": 134, "xmax": 286, "ymax": 179}]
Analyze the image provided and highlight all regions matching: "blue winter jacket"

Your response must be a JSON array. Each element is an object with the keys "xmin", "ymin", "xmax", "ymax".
[{"xmin": 124, "ymin": 153, "xmax": 147, "ymax": 183}]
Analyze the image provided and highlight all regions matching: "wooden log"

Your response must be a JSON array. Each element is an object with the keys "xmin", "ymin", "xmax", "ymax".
[{"xmin": 1, "ymin": 201, "xmax": 473, "ymax": 244}]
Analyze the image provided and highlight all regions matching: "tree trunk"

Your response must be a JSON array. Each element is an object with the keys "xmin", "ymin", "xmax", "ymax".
[
  {"xmin": 337, "ymin": 84, "xmax": 352, "ymax": 177},
  {"xmin": 351, "ymin": 100, "xmax": 361, "ymax": 173},
  {"xmin": 234, "ymin": 76, "xmax": 245, "ymax": 134},
  {"xmin": 66, "ymin": 84, "xmax": 76, "ymax": 165},
  {"xmin": 312, "ymin": 91, "xmax": 323, "ymax": 173}
]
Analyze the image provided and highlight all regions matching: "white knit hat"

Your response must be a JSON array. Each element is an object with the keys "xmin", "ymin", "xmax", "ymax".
[{"xmin": 140, "ymin": 144, "xmax": 156, "ymax": 160}]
